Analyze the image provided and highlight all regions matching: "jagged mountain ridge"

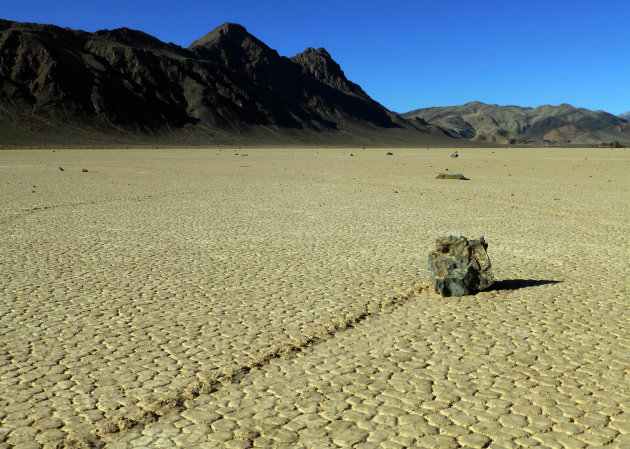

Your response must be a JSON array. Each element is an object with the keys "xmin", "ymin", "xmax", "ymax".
[
  {"xmin": 0, "ymin": 19, "xmax": 450, "ymax": 146},
  {"xmin": 403, "ymin": 101, "xmax": 630, "ymax": 145},
  {"xmin": 1, "ymin": 19, "xmax": 626, "ymax": 147}
]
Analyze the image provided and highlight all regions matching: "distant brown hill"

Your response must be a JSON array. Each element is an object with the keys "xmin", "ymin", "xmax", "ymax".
[
  {"xmin": 402, "ymin": 102, "xmax": 630, "ymax": 146},
  {"xmin": 0, "ymin": 19, "xmax": 453, "ymax": 147}
]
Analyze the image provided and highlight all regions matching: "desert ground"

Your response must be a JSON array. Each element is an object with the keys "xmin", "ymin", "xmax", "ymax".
[{"xmin": 0, "ymin": 147, "xmax": 628, "ymax": 449}]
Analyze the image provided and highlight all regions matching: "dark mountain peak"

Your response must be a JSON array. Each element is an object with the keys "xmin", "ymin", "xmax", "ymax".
[
  {"xmin": 300, "ymin": 47, "xmax": 331, "ymax": 58},
  {"xmin": 188, "ymin": 22, "xmax": 280, "ymax": 75},
  {"xmin": 292, "ymin": 46, "xmax": 338, "ymax": 71},
  {"xmin": 216, "ymin": 22, "xmax": 248, "ymax": 34},
  {"xmin": 189, "ymin": 22, "xmax": 250, "ymax": 49},
  {"xmin": 291, "ymin": 46, "xmax": 366, "ymax": 97},
  {"xmin": 92, "ymin": 27, "xmax": 167, "ymax": 49},
  {"xmin": 189, "ymin": 22, "xmax": 273, "ymax": 57}
]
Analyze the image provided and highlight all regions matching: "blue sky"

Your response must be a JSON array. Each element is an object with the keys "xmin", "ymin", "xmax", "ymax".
[{"xmin": 3, "ymin": 1, "xmax": 629, "ymax": 114}]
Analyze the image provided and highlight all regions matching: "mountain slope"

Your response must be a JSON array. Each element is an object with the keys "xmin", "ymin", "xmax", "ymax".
[
  {"xmin": 402, "ymin": 102, "xmax": 630, "ymax": 145},
  {"xmin": 619, "ymin": 111, "xmax": 630, "ymax": 122},
  {"xmin": 0, "ymin": 19, "xmax": 451, "ymax": 146}
]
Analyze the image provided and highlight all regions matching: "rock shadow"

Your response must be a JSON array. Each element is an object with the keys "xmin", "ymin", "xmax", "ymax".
[{"xmin": 488, "ymin": 279, "xmax": 562, "ymax": 291}]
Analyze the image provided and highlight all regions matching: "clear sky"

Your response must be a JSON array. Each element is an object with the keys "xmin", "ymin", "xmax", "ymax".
[{"xmin": 3, "ymin": 0, "xmax": 629, "ymax": 114}]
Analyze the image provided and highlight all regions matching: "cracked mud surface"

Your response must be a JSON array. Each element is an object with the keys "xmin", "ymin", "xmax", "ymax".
[{"xmin": 1, "ymin": 147, "xmax": 629, "ymax": 448}]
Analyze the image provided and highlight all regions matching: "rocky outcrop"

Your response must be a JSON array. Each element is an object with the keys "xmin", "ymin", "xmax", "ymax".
[
  {"xmin": 428, "ymin": 235, "xmax": 495, "ymax": 297},
  {"xmin": 290, "ymin": 47, "xmax": 366, "ymax": 97}
]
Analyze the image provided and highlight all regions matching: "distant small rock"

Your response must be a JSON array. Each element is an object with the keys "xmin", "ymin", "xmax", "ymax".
[
  {"xmin": 451, "ymin": 151, "xmax": 459, "ymax": 158},
  {"xmin": 428, "ymin": 235, "xmax": 495, "ymax": 297},
  {"xmin": 386, "ymin": 152, "xmax": 394, "ymax": 155},
  {"xmin": 435, "ymin": 173, "xmax": 469, "ymax": 180},
  {"xmin": 57, "ymin": 167, "xmax": 64, "ymax": 171},
  {"xmin": 81, "ymin": 168, "xmax": 88, "ymax": 172}
]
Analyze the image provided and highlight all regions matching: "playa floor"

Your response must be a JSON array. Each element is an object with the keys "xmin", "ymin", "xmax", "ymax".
[{"xmin": 1, "ymin": 147, "xmax": 628, "ymax": 448}]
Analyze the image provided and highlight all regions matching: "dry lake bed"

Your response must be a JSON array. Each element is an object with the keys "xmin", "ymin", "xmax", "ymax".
[{"xmin": 1, "ymin": 147, "xmax": 629, "ymax": 448}]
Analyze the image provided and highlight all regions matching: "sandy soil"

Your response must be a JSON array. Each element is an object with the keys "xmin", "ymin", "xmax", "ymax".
[{"xmin": 0, "ymin": 147, "xmax": 628, "ymax": 448}]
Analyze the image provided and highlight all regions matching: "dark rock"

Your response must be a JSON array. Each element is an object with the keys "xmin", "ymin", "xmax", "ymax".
[
  {"xmin": 435, "ymin": 173, "xmax": 468, "ymax": 180},
  {"xmin": 57, "ymin": 167, "xmax": 64, "ymax": 171},
  {"xmin": 451, "ymin": 151, "xmax": 459, "ymax": 157},
  {"xmin": 81, "ymin": 168, "xmax": 88, "ymax": 172},
  {"xmin": 386, "ymin": 152, "xmax": 394, "ymax": 155},
  {"xmin": 428, "ymin": 235, "xmax": 495, "ymax": 297}
]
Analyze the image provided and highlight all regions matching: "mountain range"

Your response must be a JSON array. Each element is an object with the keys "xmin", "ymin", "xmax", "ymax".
[
  {"xmin": 0, "ymin": 19, "xmax": 628, "ymax": 147},
  {"xmin": 403, "ymin": 102, "xmax": 630, "ymax": 146},
  {"xmin": 0, "ymin": 19, "xmax": 452, "ymax": 147}
]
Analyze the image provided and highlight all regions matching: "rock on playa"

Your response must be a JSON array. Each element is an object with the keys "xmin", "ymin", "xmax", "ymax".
[
  {"xmin": 435, "ymin": 173, "xmax": 469, "ymax": 180},
  {"xmin": 428, "ymin": 235, "xmax": 495, "ymax": 297}
]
